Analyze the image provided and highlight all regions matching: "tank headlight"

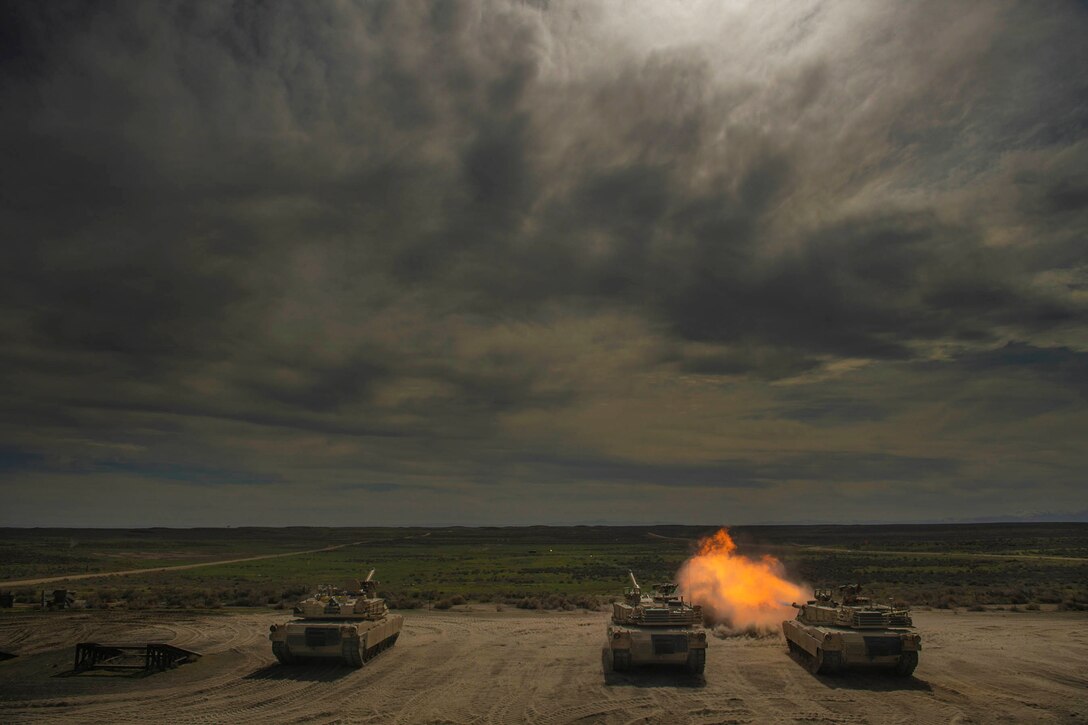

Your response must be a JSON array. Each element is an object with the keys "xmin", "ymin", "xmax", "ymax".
[
  {"xmin": 698, "ymin": 632, "xmax": 706, "ymax": 640},
  {"xmin": 613, "ymin": 632, "xmax": 622, "ymax": 639},
  {"xmin": 269, "ymin": 624, "xmax": 277, "ymax": 632}
]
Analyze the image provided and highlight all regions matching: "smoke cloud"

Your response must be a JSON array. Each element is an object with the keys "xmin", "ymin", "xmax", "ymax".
[{"xmin": 677, "ymin": 529, "xmax": 806, "ymax": 635}]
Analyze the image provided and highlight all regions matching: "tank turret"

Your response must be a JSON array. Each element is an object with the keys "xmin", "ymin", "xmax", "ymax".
[
  {"xmin": 607, "ymin": 571, "xmax": 708, "ymax": 674},
  {"xmin": 783, "ymin": 583, "xmax": 920, "ymax": 676},
  {"xmin": 269, "ymin": 570, "xmax": 403, "ymax": 667}
]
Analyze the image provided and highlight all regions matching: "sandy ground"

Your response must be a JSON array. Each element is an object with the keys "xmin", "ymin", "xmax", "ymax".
[{"xmin": 0, "ymin": 608, "xmax": 1085, "ymax": 724}]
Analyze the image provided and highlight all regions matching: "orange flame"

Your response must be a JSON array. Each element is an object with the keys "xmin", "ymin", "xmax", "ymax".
[{"xmin": 677, "ymin": 529, "xmax": 804, "ymax": 633}]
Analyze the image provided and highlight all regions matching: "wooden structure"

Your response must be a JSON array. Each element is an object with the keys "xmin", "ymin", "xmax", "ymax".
[{"xmin": 73, "ymin": 642, "xmax": 201, "ymax": 672}]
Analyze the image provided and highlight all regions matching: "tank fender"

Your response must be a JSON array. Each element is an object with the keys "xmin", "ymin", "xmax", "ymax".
[
  {"xmin": 269, "ymin": 623, "xmax": 287, "ymax": 643},
  {"xmin": 361, "ymin": 623, "xmax": 376, "ymax": 650},
  {"xmin": 783, "ymin": 620, "xmax": 820, "ymax": 657},
  {"xmin": 607, "ymin": 627, "xmax": 632, "ymax": 648},
  {"xmin": 357, "ymin": 617, "xmax": 400, "ymax": 650},
  {"xmin": 901, "ymin": 633, "xmax": 922, "ymax": 651},
  {"xmin": 820, "ymin": 633, "xmax": 845, "ymax": 652}
]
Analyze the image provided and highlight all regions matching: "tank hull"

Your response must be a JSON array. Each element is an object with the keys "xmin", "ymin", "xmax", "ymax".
[
  {"xmin": 270, "ymin": 614, "xmax": 403, "ymax": 667},
  {"xmin": 607, "ymin": 624, "xmax": 707, "ymax": 673},
  {"xmin": 782, "ymin": 619, "xmax": 919, "ymax": 676}
]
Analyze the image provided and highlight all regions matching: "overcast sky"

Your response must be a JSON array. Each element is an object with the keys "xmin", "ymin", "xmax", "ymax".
[{"xmin": 1, "ymin": 0, "xmax": 1086, "ymax": 527}]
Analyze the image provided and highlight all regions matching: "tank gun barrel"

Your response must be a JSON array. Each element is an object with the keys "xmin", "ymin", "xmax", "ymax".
[
  {"xmin": 627, "ymin": 571, "xmax": 640, "ymax": 595},
  {"xmin": 360, "ymin": 569, "xmax": 378, "ymax": 597}
]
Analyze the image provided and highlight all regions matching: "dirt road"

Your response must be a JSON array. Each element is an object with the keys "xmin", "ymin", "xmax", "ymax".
[
  {"xmin": 0, "ymin": 533, "xmax": 431, "ymax": 589},
  {"xmin": 1, "ymin": 608, "xmax": 1085, "ymax": 724},
  {"xmin": 0, "ymin": 544, "xmax": 367, "ymax": 589}
]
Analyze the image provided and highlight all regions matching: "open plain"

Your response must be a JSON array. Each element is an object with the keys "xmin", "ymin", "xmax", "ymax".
[{"xmin": 1, "ymin": 607, "xmax": 1085, "ymax": 724}]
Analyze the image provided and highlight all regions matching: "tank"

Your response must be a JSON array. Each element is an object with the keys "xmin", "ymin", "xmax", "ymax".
[
  {"xmin": 607, "ymin": 572, "xmax": 708, "ymax": 674},
  {"xmin": 782, "ymin": 584, "xmax": 920, "ymax": 676},
  {"xmin": 269, "ymin": 570, "xmax": 403, "ymax": 667}
]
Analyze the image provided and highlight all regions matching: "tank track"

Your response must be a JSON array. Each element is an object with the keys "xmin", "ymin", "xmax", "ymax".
[
  {"xmin": 272, "ymin": 641, "xmax": 296, "ymax": 665},
  {"xmin": 788, "ymin": 639, "xmax": 837, "ymax": 674},
  {"xmin": 611, "ymin": 649, "xmax": 631, "ymax": 672},
  {"xmin": 610, "ymin": 648, "xmax": 704, "ymax": 675},
  {"xmin": 787, "ymin": 639, "xmax": 917, "ymax": 677},
  {"xmin": 274, "ymin": 633, "xmax": 399, "ymax": 667},
  {"xmin": 685, "ymin": 648, "xmax": 706, "ymax": 675},
  {"xmin": 893, "ymin": 650, "xmax": 918, "ymax": 677},
  {"xmin": 342, "ymin": 632, "xmax": 400, "ymax": 668}
]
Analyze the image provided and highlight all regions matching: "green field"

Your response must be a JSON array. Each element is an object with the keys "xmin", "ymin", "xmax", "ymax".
[{"xmin": 1, "ymin": 524, "xmax": 1085, "ymax": 611}]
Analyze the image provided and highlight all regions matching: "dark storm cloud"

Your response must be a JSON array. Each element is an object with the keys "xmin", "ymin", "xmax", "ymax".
[
  {"xmin": 941, "ymin": 341, "xmax": 1088, "ymax": 397},
  {"xmin": 334, "ymin": 482, "xmax": 404, "ymax": 493},
  {"xmin": 1, "ymin": 0, "xmax": 1086, "ymax": 525},
  {"xmin": 673, "ymin": 345, "xmax": 824, "ymax": 380},
  {"xmin": 774, "ymin": 399, "xmax": 888, "ymax": 425},
  {"xmin": 0, "ymin": 443, "xmax": 278, "ymax": 485},
  {"xmin": 80, "ymin": 461, "xmax": 281, "ymax": 486},
  {"xmin": 512, "ymin": 451, "xmax": 958, "ymax": 487},
  {"xmin": 0, "ymin": 447, "xmax": 45, "ymax": 473}
]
